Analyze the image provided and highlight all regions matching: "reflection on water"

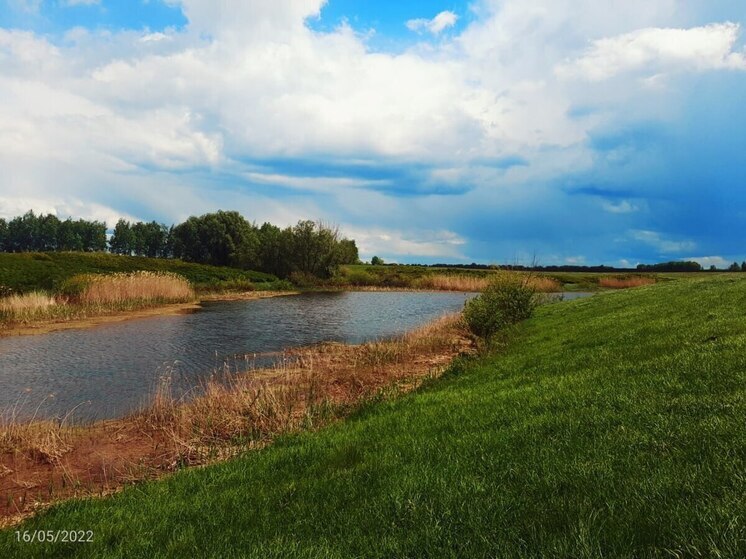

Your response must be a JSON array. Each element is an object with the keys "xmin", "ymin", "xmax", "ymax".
[{"xmin": 0, "ymin": 292, "xmax": 477, "ymax": 421}]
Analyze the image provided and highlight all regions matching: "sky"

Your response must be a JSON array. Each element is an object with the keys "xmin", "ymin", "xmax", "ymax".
[{"xmin": 1, "ymin": 1, "xmax": 745, "ymax": 266}]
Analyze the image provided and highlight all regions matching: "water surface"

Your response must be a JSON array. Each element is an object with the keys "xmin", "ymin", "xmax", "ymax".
[{"xmin": 0, "ymin": 292, "xmax": 476, "ymax": 420}]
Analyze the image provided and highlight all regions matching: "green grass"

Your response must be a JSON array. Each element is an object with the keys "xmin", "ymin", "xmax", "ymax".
[
  {"xmin": 0, "ymin": 252, "xmax": 280, "ymax": 294},
  {"xmin": 338, "ymin": 264, "xmax": 744, "ymax": 292},
  {"xmin": 2, "ymin": 276, "xmax": 745, "ymax": 558}
]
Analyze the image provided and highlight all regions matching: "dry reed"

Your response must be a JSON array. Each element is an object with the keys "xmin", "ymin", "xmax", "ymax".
[
  {"xmin": 598, "ymin": 276, "xmax": 656, "ymax": 289},
  {"xmin": 415, "ymin": 274, "xmax": 561, "ymax": 293},
  {"xmin": 137, "ymin": 313, "xmax": 471, "ymax": 462},
  {"xmin": 72, "ymin": 272, "xmax": 194, "ymax": 305},
  {"xmin": 0, "ymin": 398, "xmax": 73, "ymax": 464},
  {"xmin": 0, "ymin": 292, "xmax": 59, "ymax": 322},
  {"xmin": 524, "ymin": 276, "xmax": 562, "ymax": 293},
  {"xmin": 415, "ymin": 275, "xmax": 491, "ymax": 292}
]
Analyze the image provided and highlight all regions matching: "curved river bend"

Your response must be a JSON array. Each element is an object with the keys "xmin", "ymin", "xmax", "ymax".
[{"xmin": 0, "ymin": 292, "xmax": 477, "ymax": 421}]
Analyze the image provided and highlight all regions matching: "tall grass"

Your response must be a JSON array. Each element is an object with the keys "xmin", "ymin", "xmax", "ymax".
[
  {"xmin": 599, "ymin": 276, "xmax": 656, "ymax": 289},
  {"xmin": 0, "ymin": 272, "xmax": 195, "ymax": 327},
  {"xmin": 415, "ymin": 275, "xmax": 491, "ymax": 292},
  {"xmin": 137, "ymin": 313, "xmax": 470, "ymax": 463},
  {"xmin": 0, "ymin": 292, "xmax": 59, "ymax": 322},
  {"xmin": 63, "ymin": 272, "xmax": 194, "ymax": 305}
]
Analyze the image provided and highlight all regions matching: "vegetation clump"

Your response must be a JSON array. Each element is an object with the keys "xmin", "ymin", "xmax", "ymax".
[
  {"xmin": 599, "ymin": 275, "xmax": 656, "ymax": 289},
  {"xmin": 60, "ymin": 271, "xmax": 194, "ymax": 306},
  {"xmin": 463, "ymin": 273, "xmax": 539, "ymax": 337}
]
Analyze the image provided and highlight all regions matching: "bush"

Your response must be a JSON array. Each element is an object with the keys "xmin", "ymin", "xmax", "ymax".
[{"xmin": 464, "ymin": 274, "xmax": 538, "ymax": 338}]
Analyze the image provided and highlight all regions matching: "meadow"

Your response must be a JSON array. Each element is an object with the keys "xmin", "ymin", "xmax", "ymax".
[
  {"xmin": 333, "ymin": 263, "xmax": 667, "ymax": 292},
  {"xmin": 0, "ymin": 253, "xmax": 293, "ymax": 330},
  {"xmin": 1, "ymin": 275, "xmax": 743, "ymax": 557},
  {"xmin": 0, "ymin": 252, "xmax": 279, "ymax": 294}
]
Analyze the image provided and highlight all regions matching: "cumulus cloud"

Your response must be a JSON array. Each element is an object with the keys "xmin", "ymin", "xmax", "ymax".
[
  {"xmin": 0, "ymin": 1, "xmax": 745, "ymax": 261},
  {"xmin": 406, "ymin": 11, "xmax": 458, "ymax": 35},
  {"xmin": 344, "ymin": 226, "xmax": 467, "ymax": 260},
  {"xmin": 556, "ymin": 23, "xmax": 746, "ymax": 80},
  {"xmin": 686, "ymin": 256, "xmax": 732, "ymax": 269},
  {"xmin": 62, "ymin": 0, "xmax": 101, "ymax": 6},
  {"xmin": 630, "ymin": 230, "xmax": 696, "ymax": 254}
]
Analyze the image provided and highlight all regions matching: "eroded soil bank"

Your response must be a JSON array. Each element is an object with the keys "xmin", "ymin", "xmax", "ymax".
[{"xmin": 0, "ymin": 313, "xmax": 474, "ymax": 526}]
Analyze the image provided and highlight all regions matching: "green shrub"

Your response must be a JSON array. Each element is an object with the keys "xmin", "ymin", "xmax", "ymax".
[
  {"xmin": 343, "ymin": 270, "xmax": 380, "ymax": 286},
  {"xmin": 464, "ymin": 274, "xmax": 538, "ymax": 338}
]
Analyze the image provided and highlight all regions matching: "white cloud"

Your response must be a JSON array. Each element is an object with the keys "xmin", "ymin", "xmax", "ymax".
[
  {"xmin": 62, "ymin": 0, "xmax": 101, "ymax": 6},
  {"xmin": 344, "ymin": 226, "xmax": 467, "ymax": 260},
  {"xmin": 686, "ymin": 256, "xmax": 732, "ymax": 269},
  {"xmin": 602, "ymin": 200, "xmax": 639, "ymax": 214},
  {"xmin": 0, "ymin": 1, "xmax": 743, "ymax": 258},
  {"xmin": 406, "ymin": 11, "xmax": 459, "ymax": 35},
  {"xmin": 631, "ymin": 230, "xmax": 696, "ymax": 253},
  {"xmin": 7, "ymin": 0, "xmax": 41, "ymax": 14},
  {"xmin": 557, "ymin": 23, "xmax": 746, "ymax": 80}
]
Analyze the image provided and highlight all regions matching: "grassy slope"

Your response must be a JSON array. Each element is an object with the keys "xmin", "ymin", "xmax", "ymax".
[
  {"xmin": 338, "ymin": 264, "xmax": 665, "ymax": 291},
  {"xmin": 2, "ymin": 277, "xmax": 745, "ymax": 558},
  {"xmin": 0, "ymin": 252, "xmax": 277, "ymax": 293}
]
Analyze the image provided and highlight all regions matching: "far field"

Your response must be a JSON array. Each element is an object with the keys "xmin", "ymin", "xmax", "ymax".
[
  {"xmin": 0, "ymin": 252, "xmax": 280, "ymax": 294},
  {"xmin": 1, "ymin": 251, "xmax": 735, "ymax": 296},
  {"xmin": 2, "ymin": 275, "xmax": 743, "ymax": 557}
]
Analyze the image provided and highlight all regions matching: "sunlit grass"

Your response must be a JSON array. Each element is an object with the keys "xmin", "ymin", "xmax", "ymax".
[{"xmin": 3, "ymin": 277, "xmax": 743, "ymax": 557}]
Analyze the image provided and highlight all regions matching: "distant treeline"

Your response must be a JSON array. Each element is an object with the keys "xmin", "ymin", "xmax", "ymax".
[
  {"xmin": 382, "ymin": 261, "xmax": 746, "ymax": 273},
  {"xmin": 0, "ymin": 211, "xmax": 359, "ymax": 279}
]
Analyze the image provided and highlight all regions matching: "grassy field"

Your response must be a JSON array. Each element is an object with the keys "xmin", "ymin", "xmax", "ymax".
[
  {"xmin": 334, "ymin": 264, "xmax": 675, "ymax": 291},
  {"xmin": 0, "ymin": 252, "xmax": 280, "ymax": 294},
  {"xmin": 2, "ymin": 277, "xmax": 745, "ymax": 557}
]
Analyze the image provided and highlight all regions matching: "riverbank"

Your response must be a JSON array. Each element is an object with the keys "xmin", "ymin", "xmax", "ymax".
[
  {"xmin": 0, "ymin": 313, "xmax": 473, "ymax": 524},
  {"xmin": 2, "ymin": 276, "xmax": 743, "ymax": 556},
  {"xmin": 0, "ymin": 291, "xmax": 300, "ymax": 338}
]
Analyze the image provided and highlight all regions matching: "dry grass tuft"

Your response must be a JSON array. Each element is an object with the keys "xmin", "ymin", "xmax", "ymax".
[
  {"xmin": 599, "ymin": 276, "xmax": 656, "ymax": 289},
  {"xmin": 0, "ymin": 292, "xmax": 59, "ymax": 322},
  {"xmin": 1, "ymin": 313, "xmax": 474, "ymax": 518},
  {"xmin": 70, "ymin": 272, "xmax": 194, "ymax": 305},
  {"xmin": 415, "ymin": 275, "xmax": 491, "ymax": 292},
  {"xmin": 524, "ymin": 276, "xmax": 562, "ymax": 293},
  {"xmin": 414, "ymin": 273, "xmax": 561, "ymax": 293},
  {"xmin": 136, "ymin": 313, "xmax": 472, "ymax": 462},
  {"xmin": 0, "ymin": 407, "xmax": 72, "ymax": 464}
]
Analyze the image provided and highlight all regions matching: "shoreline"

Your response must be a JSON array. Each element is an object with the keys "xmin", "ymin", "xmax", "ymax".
[
  {"xmin": 0, "ymin": 291, "xmax": 300, "ymax": 338},
  {"xmin": 0, "ymin": 313, "xmax": 474, "ymax": 525}
]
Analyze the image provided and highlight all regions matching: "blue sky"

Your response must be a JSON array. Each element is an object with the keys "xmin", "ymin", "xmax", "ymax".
[{"xmin": 1, "ymin": 0, "xmax": 746, "ymax": 267}]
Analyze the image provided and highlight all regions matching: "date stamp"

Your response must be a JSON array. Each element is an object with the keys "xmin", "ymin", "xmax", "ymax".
[{"xmin": 15, "ymin": 530, "xmax": 93, "ymax": 544}]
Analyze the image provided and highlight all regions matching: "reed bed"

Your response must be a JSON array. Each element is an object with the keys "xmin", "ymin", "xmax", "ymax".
[
  {"xmin": 137, "ymin": 313, "xmax": 471, "ymax": 462},
  {"xmin": 414, "ymin": 275, "xmax": 491, "ymax": 292},
  {"xmin": 413, "ymin": 274, "xmax": 561, "ymax": 293},
  {"xmin": 66, "ymin": 271, "xmax": 194, "ymax": 305},
  {"xmin": 0, "ymin": 399, "xmax": 73, "ymax": 465},
  {"xmin": 0, "ymin": 292, "xmax": 59, "ymax": 322},
  {"xmin": 0, "ymin": 313, "xmax": 473, "ymax": 518},
  {"xmin": 599, "ymin": 276, "xmax": 656, "ymax": 289},
  {"xmin": 524, "ymin": 276, "xmax": 562, "ymax": 293}
]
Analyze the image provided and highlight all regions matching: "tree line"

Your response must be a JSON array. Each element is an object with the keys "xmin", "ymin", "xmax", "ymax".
[{"xmin": 0, "ymin": 211, "xmax": 360, "ymax": 279}]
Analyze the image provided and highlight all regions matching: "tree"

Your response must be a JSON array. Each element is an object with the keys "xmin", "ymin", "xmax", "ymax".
[
  {"xmin": 110, "ymin": 219, "xmax": 134, "ymax": 255},
  {"xmin": 0, "ymin": 218, "xmax": 6, "ymax": 252},
  {"xmin": 741, "ymin": 261, "xmax": 746, "ymax": 272},
  {"xmin": 371, "ymin": 256, "xmax": 384, "ymax": 266},
  {"xmin": 709, "ymin": 265, "xmax": 718, "ymax": 272},
  {"xmin": 7, "ymin": 211, "xmax": 39, "ymax": 252},
  {"xmin": 728, "ymin": 262, "xmax": 741, "ymax": 272},
  {"xmin": 337, "ymin": 239, "xmax": 360, "ymax": 265},
  {"xmin": 171, "ymin": 211, "xmax": 259, "ymax": 268},
  {"xmin": 38, "ymin": 214, "xmax": 60, "ymax": 251},
  {"xmin": 257, "ymin": 223, "xmax": 292, "ymax": 278},
  {"xmin": 57, "ymin": 219, "xmax": 84, "ymax": 251}
]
